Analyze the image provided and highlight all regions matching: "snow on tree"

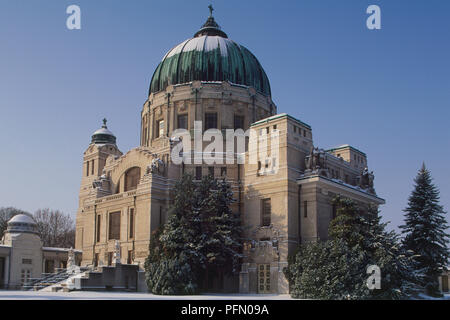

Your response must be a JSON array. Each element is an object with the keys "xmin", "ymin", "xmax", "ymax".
[
  {"xmin": 400, "ymin": 163, "xmax": 449, "ymax": 295},
  {"xmin": 144, "ymin": 174, "xmax": 242, "ymax": 294},
  {"xmin": 285, "ymin": 197, "xmax": 422, "ymax": 299}
]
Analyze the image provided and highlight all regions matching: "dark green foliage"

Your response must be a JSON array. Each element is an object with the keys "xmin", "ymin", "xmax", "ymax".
[
  {"xmin": 400, "ymin": 164, "xmax": 449, "ymax": 296},
  {"xmin": 144, "ymin": 174, "xmax": 242, "ymax": 294},
  {"xmin": 286, "ymin": 197, "xmax": 422, "ymax": 300}
]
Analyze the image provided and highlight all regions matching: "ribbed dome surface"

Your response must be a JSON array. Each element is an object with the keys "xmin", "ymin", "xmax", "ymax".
[{"xmin": 149, "ymin": 15, "xmax": 271, "ymax": 97}]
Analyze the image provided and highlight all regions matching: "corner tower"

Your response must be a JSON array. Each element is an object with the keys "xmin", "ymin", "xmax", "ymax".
[{"xmin": 76, "ymin": 119, "xmax": 122, "ymax": 250}]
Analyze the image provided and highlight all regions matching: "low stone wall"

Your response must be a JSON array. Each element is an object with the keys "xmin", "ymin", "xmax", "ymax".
[{"xmin": 74, "ymin": 264, "xmax": 139, "ymax": 291}]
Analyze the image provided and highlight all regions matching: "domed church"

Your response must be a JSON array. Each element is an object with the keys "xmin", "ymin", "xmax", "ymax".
[{"xmin": 75, "ymin": 8, "xmax": 385, "ymax": 294}]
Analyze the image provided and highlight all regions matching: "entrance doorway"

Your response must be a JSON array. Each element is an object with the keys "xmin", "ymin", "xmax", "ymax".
[
  {"xmin": 442, "ymin": 275, "xmax": 449, "ymax": 292},
  {"xmin": 45, "ymin": 260, "xmax": 55, "ymax": 273},
  {"xmin": 258, "ymin": 264, "xmax": 271, "ymax": 293}
]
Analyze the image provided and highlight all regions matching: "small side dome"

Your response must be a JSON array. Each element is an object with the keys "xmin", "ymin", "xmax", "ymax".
[
  {"xmin": 91, "ymin": 118, "xmax": 117, "ymax": 145},
  {"xmin": 7, "ymin": 214, "xmax": 38, "ymax": 234}
]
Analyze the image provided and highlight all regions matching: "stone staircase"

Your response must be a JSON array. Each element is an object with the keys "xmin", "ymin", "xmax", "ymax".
[
  {"xmin": 23, "ymin": 267, "xmax": 89, "ymax": 292},
  {"xmin": 22, "ymin": 264, "xmax": 140, "ymax": 292}
]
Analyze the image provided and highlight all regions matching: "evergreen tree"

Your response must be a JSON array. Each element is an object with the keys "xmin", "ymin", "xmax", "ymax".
[
  {"xmin": 400, "ymin": 163, "xmax": 449, "ymax": 295},
  {"xmin": 144, "ymin": 175, "xmax": 200, "ymax": 294},
  {"xmin": 286, "ymin": 238, "xmax": 366, "ymax": 299},
  {"xmin": 286, "ymin": 197, "xmax": 422, "ymax": 299},
  {"xmin": 144, "ymin": 173, "xmax": 242, "ymax": 294},
  {"xmin": 196, "ymin": 176, "xmax": 242, "ymax": 289}
]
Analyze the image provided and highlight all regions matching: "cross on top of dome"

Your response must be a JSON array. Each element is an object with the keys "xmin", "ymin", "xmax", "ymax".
[
  {"xmin": 194, "ymin": 5, "xmax": 227, "ymax": 38},
  {"xmin": 208, "ymin": 4, "xmax": 214, "ymax": 17}
]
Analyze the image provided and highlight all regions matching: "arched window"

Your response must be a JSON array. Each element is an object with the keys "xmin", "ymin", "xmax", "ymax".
[{"xmin": 124, "ymin": 167, "xmax": 141, "ymax": 192}]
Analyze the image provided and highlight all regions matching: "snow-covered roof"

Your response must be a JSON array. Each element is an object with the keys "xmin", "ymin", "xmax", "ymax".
[
  {"xmin": 149, "ymin": 14, "xmax": 271, "ymax": 97},
  {"xmin": 43, "ymin": 247, "xmax": 82, "ymax": 253},
  {"xmin": 8, "ymin": 214, "xmax": 36, "ymax": 225},
  {"xmin": 92, "ymin": 127, "xmax": 115, "ymax": 136},
  {"xmin": 164, "ymin": 36, "xmax": 235, "ymax": 60},
  {"xmin": 251, "ymin": 113, "xmax": 311, "ymax": 129},
  {"xmin": 327, "ymin": 144, "xmax": 366, "ymax": 157}
]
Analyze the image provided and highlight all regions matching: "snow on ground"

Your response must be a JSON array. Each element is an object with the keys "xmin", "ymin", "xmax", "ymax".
[
  {"xmin": 416, "ymin": 293, "xmax": 450, "ymax": 300},
  {"xmin": 1, "ymin": 290, "xmax": 447, "ymax": 300},
  {"xmin": 0, "ymin": 290, "xmax": 293, "ymax": 300}
]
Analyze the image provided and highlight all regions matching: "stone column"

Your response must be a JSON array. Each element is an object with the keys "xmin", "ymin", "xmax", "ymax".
[
  {"xmin": 150, "ymin": 109, "xmax": 155, "ymax": 143},
  {"xmin": 146, "ymin": 111, "xmax": 151, "ymax": 146}
]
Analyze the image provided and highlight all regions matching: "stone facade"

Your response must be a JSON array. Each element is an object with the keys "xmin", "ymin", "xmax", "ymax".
[
  {"xmin": 75, "ymin": 84, "xmax": 385, "ymax": 294},
  {"xmin": 74, "ymin": 12, "xmax": 385, "ymax": 294}
]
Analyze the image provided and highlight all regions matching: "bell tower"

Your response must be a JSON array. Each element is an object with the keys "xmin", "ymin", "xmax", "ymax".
[{"xmin": 78, "ymin": 119, "xmax": 122, "ymax": 207}]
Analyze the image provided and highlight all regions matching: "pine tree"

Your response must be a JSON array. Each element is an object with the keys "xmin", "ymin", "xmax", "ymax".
[
  {"xmin": 286, "ymin": 197, "xmax": 422, "ymax": 299},
  {"xmin": 144, "ymin": 173, "xmax": 242, "ymax": 294},
  {"xmin": 144, "ymin": 175, "xmax": 200, "ymax": 294},
  {"xmin": 400, "ymin": 163, "xmax": 449, "ymax": 295},
  {"xmin": 363, "ymin": 206, "xmax": 423, "ymax": 299},
  {"xmin": 196, "ymin": 177, "xmax": 242, "ymax": 289}
]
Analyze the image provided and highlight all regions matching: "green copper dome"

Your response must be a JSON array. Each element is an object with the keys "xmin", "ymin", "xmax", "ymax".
[{"xmin": 149, "ymin": 11, "xmax": 271, "ymax": 97}]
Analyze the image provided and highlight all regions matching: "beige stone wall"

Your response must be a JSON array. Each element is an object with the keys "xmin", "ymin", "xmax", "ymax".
[
  {"xmin": 141, "ymin": 82, "xmax": 276, "ymax": 149},
  {"xmin": 76, "ymin": 83, "xmax": 276, "ymax": 269},
  {"xmin": 75, "ymin": 84, "xmax": 384, "ymax": 294},
  {"xmin": 3, "ymin": 232, "xmax": 42, "ymax": 288}
]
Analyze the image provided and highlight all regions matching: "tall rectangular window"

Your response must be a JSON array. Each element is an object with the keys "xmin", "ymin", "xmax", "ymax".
[
  {"xmin": 156, "ymin": 119, "xmax": 165, "ymax": 138},
  {"xmin": 96, "ymin": 215, "xmax": 101, "ymax": 242},
  {"xmin": 261, "ymin": 199, "xmax": 271, "ymax": 226},
  {"xmin": 107, "ymin": 252, "xmax": 113, "ymax": 266},
  {"xmin": 304, "ymin": 201, "xmax": 308, "ymax": 218},
  {"xmin": 234, "ymin": 114, "xmax": 244, "ymax": 130},
  {"xmin": 332, "ymin": 204, "xmax": 337, "ymax": 219},
  {"xmin": 129, "ymin": 208, "xmax": 134, "ymax": 239},
  {"xmin": 91, "ymin": 160, "xmax": 95, "ymax": 175},
  {"xmin": 108, "ymin": 211, "xmax": 121, "ymax": 240},
  {"xmin": 177, "ymin": 114, "xmax": 188, "ymax": 129},
  {"xmin": 205, "ymin": 113, "xmax": 217, "ymax": 130},
  {"xmin": 195, "ymin": 166, "xmax": 202, "ymax": 180},
  {"xmin": 143, "ymin": 127, "xmax": 148, "ymax": 145},
  {"xmin": 86, "ymin": 161, "xmax": 89, "ymax": 176},
  {"xmin": 208, "ymin": 166, "xmax": 214, "ymax": 177},
  {"xmin": 127, "ymin": 250, "xmax": 133, "ymax": 264}
]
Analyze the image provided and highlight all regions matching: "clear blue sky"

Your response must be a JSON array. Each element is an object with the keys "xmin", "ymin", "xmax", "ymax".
[{"xmin": 0, "ymin": 0, "xmax": 449, "ymax": 231}]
